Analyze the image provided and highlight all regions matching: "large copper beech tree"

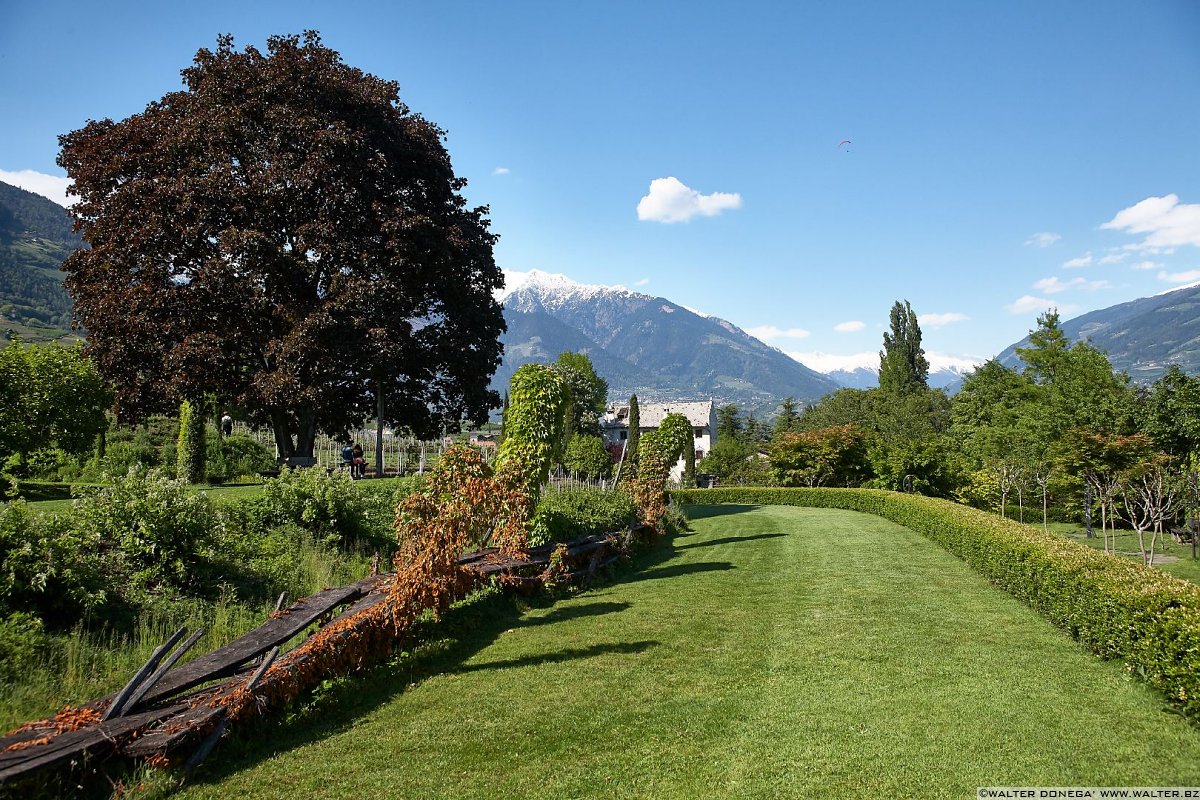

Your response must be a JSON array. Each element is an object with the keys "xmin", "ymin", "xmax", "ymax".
[{"xmin": 58, "ymin": 32, "xmax": 505, "ymax": 458}]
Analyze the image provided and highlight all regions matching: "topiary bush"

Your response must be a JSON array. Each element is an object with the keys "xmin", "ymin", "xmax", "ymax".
[
  {"xmin": 671, "ymin": 486, "xmax": 1200, "ymax": 720},
  {"xmin": 205, "ymin": 432, "xmax": 275, "ymax": 484},
  {"xmin": 176, "ymin": 399, "xmax": 206, "ymax": 484}
]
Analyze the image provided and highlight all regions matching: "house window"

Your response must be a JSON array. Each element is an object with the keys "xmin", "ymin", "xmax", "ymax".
[
  {"xmin": 694, "ymin": 427, "xmax": 703, "ymax": 438},
  {"xmin": 620, "ymin": 431, "xmax": 627, "ymax": 440},
  {"xmin": 696, "ymin": 450, "xmax": 705, "ymax": 460}
]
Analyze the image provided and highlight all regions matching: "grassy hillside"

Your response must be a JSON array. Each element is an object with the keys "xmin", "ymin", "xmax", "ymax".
[{"xmin": 0, "ymin": 181, "xmax": 79, "ymax": 341}]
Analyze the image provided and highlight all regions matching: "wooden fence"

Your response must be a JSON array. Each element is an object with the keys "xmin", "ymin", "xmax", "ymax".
[{"xmin": 0, "ymin": 527, "xmax": 641, "ymax": 791}]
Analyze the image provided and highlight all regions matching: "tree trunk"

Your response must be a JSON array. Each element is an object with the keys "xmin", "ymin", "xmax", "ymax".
[
  {"xmin": 296, "ymin": 412, "xmax": 317, "ymax": 458},
  {"xmin": 375, "ymin": 382, "xmax": 384, "ymax": 478},
  {"xmin": 270, "ymin": 410, "xmax": 294, "ymax": 461}
]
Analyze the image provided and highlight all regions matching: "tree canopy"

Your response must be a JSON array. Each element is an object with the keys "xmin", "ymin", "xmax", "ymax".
[
  {"xmin": 0, "ymin": 340, "xmax": 109, "ymax": 474},
  {"xmin": 58, "ymin": 32, "xmax": 505, "ymax": 457},
  {"xmin": 552, "ymin": 351, "xmax": 609, "ymax": 438}
]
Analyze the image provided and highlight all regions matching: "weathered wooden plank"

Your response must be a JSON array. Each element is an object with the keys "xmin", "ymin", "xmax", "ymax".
[
  {"xmin": 121, "ymin": 676, "xmax": 255, "ymax": 758},
  {"xmin": 119, "ymin": 627, "xmax": 205, "ymax": 716},
  {"xmin": 0, "ymin": 703, "xmax": 188, "ymax": 782},
  {"xmin": 103, "ymin": 626, "xmax": 188, "ymax": 721},
  {"xmin": 136, "ymin": 576, "xmax": 382, "ymax": 706}
]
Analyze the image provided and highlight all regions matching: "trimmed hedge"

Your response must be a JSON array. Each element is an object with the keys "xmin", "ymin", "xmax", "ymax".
[{"xmin": 671, "ymin": 487, "xmax": 1200, "ymax": 719}]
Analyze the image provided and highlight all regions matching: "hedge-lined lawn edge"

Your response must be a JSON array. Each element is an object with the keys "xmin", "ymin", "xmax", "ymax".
[{"xmin": 672, "ymin": 487, "xmax": 1200, "ymax": 720}]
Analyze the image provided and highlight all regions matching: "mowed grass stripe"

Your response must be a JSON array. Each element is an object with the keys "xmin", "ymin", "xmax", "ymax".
[{"xmin": 177, "ymin": 505, "xmax": 1200, "ymax": 799}]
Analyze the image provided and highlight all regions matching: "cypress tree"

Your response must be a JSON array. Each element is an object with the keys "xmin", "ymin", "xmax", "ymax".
[
  {"xmin": 878, "ymin": 299, "xmax": 929, "ymax": 395},
  {"xmin": 626, "ymin": 394, "xmax": 641, "ymax": 477},
  {"xmin": 176, "ymin": 399, "xmax": 206, "ymax": 484}
]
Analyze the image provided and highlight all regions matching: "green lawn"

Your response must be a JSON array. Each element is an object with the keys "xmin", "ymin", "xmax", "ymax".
[{"xmin": 173, "ymin": 505, "xmax": 1200, "ymax": 799}]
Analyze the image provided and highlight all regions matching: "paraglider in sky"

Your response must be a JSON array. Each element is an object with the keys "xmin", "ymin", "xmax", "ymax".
[{"xmin": 838, "ymin": 139, "xmax": 852, "ymax": 150}]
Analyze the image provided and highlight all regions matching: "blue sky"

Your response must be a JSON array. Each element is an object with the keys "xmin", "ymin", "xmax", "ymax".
[{"xmin": 3, "ymin": 1, "xmax": 1199, "ymax": 373}]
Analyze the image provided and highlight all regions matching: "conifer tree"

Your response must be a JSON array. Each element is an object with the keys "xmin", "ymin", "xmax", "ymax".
[
  {"xmin": 879, "ymin": 300, "xmax": 929, "ymax": 395},
  {"xmin": 626, "ymin": 394, "xmax": 640, "ymax": 476},
  {"xmin": 176, "ymin": 399, "xmax": 206, "ymax": 483}
]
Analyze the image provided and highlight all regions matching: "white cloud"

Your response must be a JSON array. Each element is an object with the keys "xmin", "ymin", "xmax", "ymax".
[
  {"xmin": 746, "ymin": 325, "xmax": 810, "ymax": 341},
  {"xmin": 1034, "ymin": 276, "xmax": 1084, "ymax": 294},
  {"xmin": 492, "ymin": 166, "xmax": 510, "ymax": 176},
  {"xmin": 636, "ymin": 176, "xmax": 742, "ymax": 224},
  {"xmin": 1099, "ymin": 251, "xmax": 1129, "ymax": 265},
  {"xmin": 1130, "ymin": 260, "xmax": 1160, "ymax": 271},
  {"xmin": 1062, "ymin": 253, "xmax": 1093, "ymax": 269},
  {"xmin": 1025, "ymin": 232, "xmax": 1061, "ymax": 248},
  {"xmin": 1157, "ymin": 269, "xmax": 1200, "ymax": 284},
  {"xmin": 1033, "ymin": 277, "xmax": 1111, "ymax": 294},
  {"xmin": 833, "ymin": 320, "xmax": 865, "ymax": 332},
  {"xmin": 918, "ymin": 312, "xmax": 968, "ymax": 329},
  {"xmin": 633, "ymin": 277, "xmax": 650, "ymax": 286},
  {"xmin": 1101, "ymin": 194, "xmax": 1200, "ymax": 249},
  {"xmin": 0, "ymin": 169, "xmax": 73, "ymax": 207},
  {"xmin": 1007, "ymin": 295, "xmax": 1050, "ymax": 315}
]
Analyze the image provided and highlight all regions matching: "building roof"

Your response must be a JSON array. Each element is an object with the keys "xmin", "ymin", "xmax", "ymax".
[{"xmin": 601, "ymin": 400, "xmax": 713, "ymax": 429}]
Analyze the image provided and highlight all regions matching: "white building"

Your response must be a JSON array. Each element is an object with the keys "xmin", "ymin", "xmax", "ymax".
[{"xmin": 599, "ymin": 400, "xmax": 716, "ymax": 483}]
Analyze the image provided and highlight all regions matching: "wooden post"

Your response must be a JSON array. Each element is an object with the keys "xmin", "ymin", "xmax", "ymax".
[{"xmin": 103, "ymin": 626, "xmax": 188, "ymax": 721}]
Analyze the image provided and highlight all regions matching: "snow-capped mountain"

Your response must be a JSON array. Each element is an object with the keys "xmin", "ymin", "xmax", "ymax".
[
  {"xmin": 495, "ymin": 270, "xmax": 840, "ymax": 412},
  {"xmin": 792, "ymin": 350, "xmax": 980, "ymax": 392}
]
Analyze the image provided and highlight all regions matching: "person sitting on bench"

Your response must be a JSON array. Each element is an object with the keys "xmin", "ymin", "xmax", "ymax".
[{"xmin": 351, "ymin": 443, "xmax": 366, "ymax": 479}]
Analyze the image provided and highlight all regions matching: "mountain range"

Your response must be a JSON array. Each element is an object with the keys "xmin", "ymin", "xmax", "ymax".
[
  {"xmin": 495, "ymin": 271, "xmax": 840, "ymax": 413},
  {"xmin": 4, "ymin": 177, "xmax": 1200, "ymax": 412},
  {"xmin": 0, "ymin": 181, "xmax": 80, "ymax": 342},
  {"xmin": 823, "ymin": 363, "xmax": 973, "ymax": 391},
  {"xmin": 996, "ymin": 282, "xmax": 1200, "ymax": 383}
]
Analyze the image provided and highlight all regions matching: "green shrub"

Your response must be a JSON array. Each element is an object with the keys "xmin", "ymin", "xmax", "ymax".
[
  {"xmin": 562, "ymin": 434, "xmax": 612, "ymax": 479},
  {"xmin": 205, "ymin": 433, "xmax": 275, "ymax": 484},
  {"xmin": 260, "ymin": 467, "xmax": 367, "ymax": 545},
  {"xmin": 82, "ymin": 439, "xmax": 160, "ymax": 481},
  {"xmin": 0, "ymin": 611, "xmax": 48, "ymax": 684},
  {"xmin": 70, "ymin": 466, "xmax": 220, "ymax": 595},
  {"xmin": 530, "ymin": 488, "xmax": 637, "ymax": 546},
  {"xmin": 671, "ymin": 486, "xmax": 1200, "ymax": 719},
  {"xmin": 0, "ymin": 499, "xmax": 109, "ymax": 623}
]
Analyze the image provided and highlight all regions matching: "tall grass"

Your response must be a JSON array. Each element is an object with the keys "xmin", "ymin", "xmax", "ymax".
[{"xmin": 0, "ymin": 534, "xmax": 377, "ymax": 732}]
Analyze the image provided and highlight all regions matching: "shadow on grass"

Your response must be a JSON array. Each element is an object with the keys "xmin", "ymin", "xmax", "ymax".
[
  {"xmin": 455, "ymin": 640, "xmax": 658, "ymax": 674},
  {"xmin": 512, "ymin": 601, "xmax": 632, "ymax": 628},
  {"xmin": 673, "ymin": 532, "xmax": 787, "ymax": 551},
  {"xmin": 183, "ymin": 535, "xmax": 679, "ymax": 789},
  {"xmin": 630, "ymin": 561, "xmax": 736, "ymax": 582},
  {"xmin": 680, "ymin": 503, "xmax": 760, "ymax": 520}
]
